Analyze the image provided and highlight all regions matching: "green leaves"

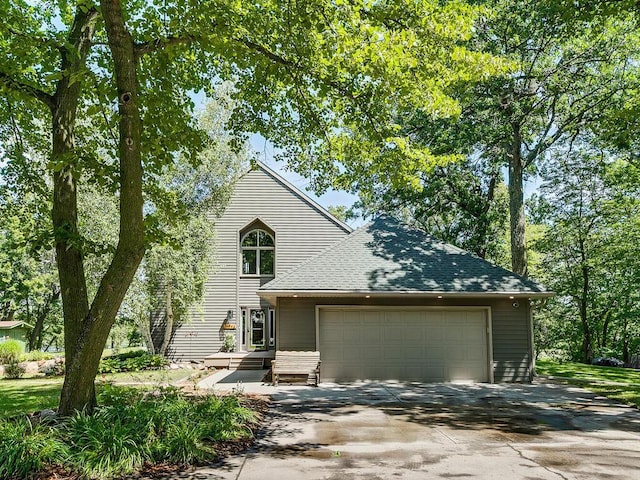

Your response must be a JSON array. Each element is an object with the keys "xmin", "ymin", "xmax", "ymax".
[{"xmin": 535, "ymin": 143, "xmax": 640, "ymax": 361}]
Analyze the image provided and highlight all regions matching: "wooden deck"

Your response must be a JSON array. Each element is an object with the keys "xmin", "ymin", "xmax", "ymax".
[{"xmin": 204, "ymin": 351, "xmax": 275, "ymax": 369}]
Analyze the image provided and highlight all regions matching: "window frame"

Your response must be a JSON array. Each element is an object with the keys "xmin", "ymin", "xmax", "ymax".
[{"xmin": 240, "ymin": 228, "xmax": 275, "ymax": 277}]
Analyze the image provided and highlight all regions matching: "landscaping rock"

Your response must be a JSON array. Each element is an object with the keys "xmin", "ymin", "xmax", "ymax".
[
  {"xmin": 38, "ymin": 359, "xmax": 57, "ymax": 373},
  {"xmin": 22, "ymin": 360, "xmax": 40, "ymax": 374},
  {"xmin": 592, "ymin": 357, "xmax": 624, "ymax": 367},
  {"xmin": 40, "ymin": 358, "xmax": 65, "ymax": 376}
]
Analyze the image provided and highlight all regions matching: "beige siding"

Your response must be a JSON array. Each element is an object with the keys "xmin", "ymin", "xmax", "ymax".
[
  {"xmin": 168, "ymin": 167, "xmax": 350, "ymax": 360},
  {"xmin": 277, "ymin": 296, "xmax": 532, "ymax": 383},
  {"xmin": 319, "ymin": 307, "xmax": 489, "ymax": 382},
  {"xmin": 491, "ymin": 300, "xmax": 533, "ymax": 382}
]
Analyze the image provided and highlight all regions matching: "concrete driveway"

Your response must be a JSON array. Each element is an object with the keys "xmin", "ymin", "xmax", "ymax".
[{"xmin": 184, "ymin": 381, "xmax": 640, "ymax": 479}]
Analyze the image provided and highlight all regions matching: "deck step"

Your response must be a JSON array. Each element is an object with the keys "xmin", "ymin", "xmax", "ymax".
[{"xmin": 228, "ymin": 357, "xmax": 265, "ymax": 370}]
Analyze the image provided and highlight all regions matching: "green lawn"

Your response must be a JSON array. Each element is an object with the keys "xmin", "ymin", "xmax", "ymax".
[
  {"xmin": 0, "ymin": 369, "xmax": 196, "ymax": 417},
  {"xmin": 536, "ymin": 359, "xmax": 640, "ymax": 408}
]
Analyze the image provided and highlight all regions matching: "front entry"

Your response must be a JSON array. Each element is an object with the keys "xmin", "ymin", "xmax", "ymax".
[{"xmin": 241, "ymin": 308, "xmax": 274, "ymax": 351}]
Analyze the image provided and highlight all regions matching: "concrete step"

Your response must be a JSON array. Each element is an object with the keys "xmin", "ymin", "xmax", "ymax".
[{"xmin": 229, "ymin": 357, "xmax": 265, "ymax": 370}]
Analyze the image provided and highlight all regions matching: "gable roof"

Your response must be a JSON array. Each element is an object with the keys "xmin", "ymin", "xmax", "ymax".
[
  {"xmin": 251, "ymin": 162, "xmax": 353, "ymax": 233},
  {"xmin": 260, "ymin": 215, "xmax": 551, "ymax": 298},
  {"xmin": 0, "ymin": 321, "xmax": 30, "ymax": 329}
]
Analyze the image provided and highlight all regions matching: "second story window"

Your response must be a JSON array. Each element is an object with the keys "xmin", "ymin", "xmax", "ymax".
[{"xmin": 241, "ymin": 229, "xmax": 274, "ymax": 276}]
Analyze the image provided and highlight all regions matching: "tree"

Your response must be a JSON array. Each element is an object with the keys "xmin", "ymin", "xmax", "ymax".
[
  {"xmin": 476, "ymin": 0, "xmax": 638, "ymax": 276},
  {"xmin": 138, "ymin": 94, "xmax": 249, "ymax": 355},
  {"xmin": 2, "ymin": 1, "xmax": 499, "ymax": 414},
  {"xmin": 534, "ymin": 143, "xmax": 640, "ymax": 362},
  {"xmin": 0, "ymin": 185, "xmax": 60, "ymax": 351},
  {"xmin": 327, "ymin": 205, "xmax": 357, "ymax": 224},
  {"xmin": 322, "ymin": 0, "xmax": 638, "ymax": 276},
  {"xmin": 357, "ymin": 155, "xmax": 510, "ymax": 261}
]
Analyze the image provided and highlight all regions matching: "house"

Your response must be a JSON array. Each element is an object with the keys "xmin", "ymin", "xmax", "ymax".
[
  {"xmin": 0, "ymin": 321, "xmax": 30, "ymax": 350},
  {"xmin": 168, "ymin": 162, "xmax": 552, "ymax": 383},
  {"xmin": 167, "ymin": 162, "xmax": 352, "ymax": 362}
]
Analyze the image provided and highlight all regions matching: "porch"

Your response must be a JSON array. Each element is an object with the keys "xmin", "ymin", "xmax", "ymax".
[{"xmin": 203, "ymin": 350, "xmax": 275, "ymax": 370}]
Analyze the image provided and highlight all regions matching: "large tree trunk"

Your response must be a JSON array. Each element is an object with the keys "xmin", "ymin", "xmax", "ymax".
[
  {"xmin": 58, "ymin": 0, "xmax": 146, "ymax": 415},
  {"xmin": 46, "ymin": 7, "xmax": 97, "ymax": 411},
  {"xmin": 508, "ymin": 126, "xmax": 528, "ymax": 277}
]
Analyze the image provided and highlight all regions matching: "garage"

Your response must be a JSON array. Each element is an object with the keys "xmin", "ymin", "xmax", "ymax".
[{"xmin": 318, "ymin": 307, "xmax": 490, "ymax": 382}]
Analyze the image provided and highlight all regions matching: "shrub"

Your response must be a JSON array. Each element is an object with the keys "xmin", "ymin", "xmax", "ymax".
[
  {"xmin": 4, "ymin": 361, "xmax": 26, "ymax": 379},
  {"xmin": 0, "ymin": 340, "xmax": 24, "ymax": 364},
  {"xmin": 157, "ymin": 419, "xmax": 213, "ymax": 465},
  {"xmin": 65, "ymin": 407, "xmax": 150, "ymax": 479},
  {"xmin": 21, "ymin": 350, "xmax": 55, "ymax": 362},
  {"xmin": 1, "ymin": 386, "xmax": 261, "ymax": 479},
  {"xmin": 223, "ymin": 333, "xmax": 236, "ymax": 352},
  {"xmin": 98, "ymin": 350, "xmax": 168, "ymax": 374},
  {"xmin": 0, "ymin": 418, "xmax": 68, "ymax": 478},
  {"xmin": 197, "ymin": 394, "xmax": 258, "ymax": 441}
]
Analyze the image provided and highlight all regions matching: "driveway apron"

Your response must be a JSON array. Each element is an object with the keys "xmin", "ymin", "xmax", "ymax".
[{"xmin": 174, "ymin": 381, "xmax": 640, "ymax": 480}]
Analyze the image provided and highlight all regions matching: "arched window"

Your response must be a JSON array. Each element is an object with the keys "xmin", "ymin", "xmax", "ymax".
[{"xmin": 241, "ymin": 229, "xmax": 274, "ymax": 275}]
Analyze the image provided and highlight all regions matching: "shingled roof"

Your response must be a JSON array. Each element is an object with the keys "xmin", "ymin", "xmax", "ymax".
[{"xmin": 260, "ymin": 215, "xmax": 550, "ymax": 297}]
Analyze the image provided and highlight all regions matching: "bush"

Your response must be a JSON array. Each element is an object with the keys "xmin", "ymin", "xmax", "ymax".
[
  {"xmin": 4, "ymin": 361, "xmax": 26, "ymax": 379},
  {"xmin": 0, "ymin": 418, "xmax": 68, "ymax": 478},
  {"xmin": 0, "ymin": 385, "xmax": 261, "ymax": 479},
  {"xmin": 0, "ymin": 340, "xmax": 24, "ymax": 364},
  {"xmin": 196, "ymin": 394, "xmax": 258, "ymax": 441},
  {"xmin": 98, "ymin": 350, "xmax": 168, "ymax": 374},
  {"xmin": 65, "ymin": 407, "xmax": 150, "ymax": 479},
  {"xmin": 21, "ymin": 350, "xmax": 55, "ymax": 362}
]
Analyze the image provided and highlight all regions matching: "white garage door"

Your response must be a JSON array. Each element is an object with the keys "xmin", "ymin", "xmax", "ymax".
[{"xmin": 318, "ymin": 308, "xmax": 489, "ymax": 382}]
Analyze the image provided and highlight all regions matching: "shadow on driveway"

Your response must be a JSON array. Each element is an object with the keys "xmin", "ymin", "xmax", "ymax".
[{"xmin": 270, "ymin": 381, "xmax": 640, "ymax": 438}]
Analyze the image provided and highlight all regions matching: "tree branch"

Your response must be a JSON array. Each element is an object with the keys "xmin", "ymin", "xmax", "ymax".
[
  {"xmin": 134, "ymin": 34, "xmax": 199, "ymax": 60},
  {"xmin": 0, "ymin": 71, "xmax": 55, "ymax": 109}
]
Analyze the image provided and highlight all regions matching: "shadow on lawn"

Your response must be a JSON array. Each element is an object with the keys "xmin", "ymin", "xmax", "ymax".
[{"xmin": 0, "ymin": 379, "xmax": 61, "ymax": 417}]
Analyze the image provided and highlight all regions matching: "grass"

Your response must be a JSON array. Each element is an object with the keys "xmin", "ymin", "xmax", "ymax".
[
  {"xmin": 0, "ymin": 370, "xmax": 196, "ymax": 417},
  {"xmin": 536, "ymin": 359, "xmax": 640, "ymax": 408},
  {"xmin": 0, "ymin": 378, "xmax": 62, "ymax": 417}
]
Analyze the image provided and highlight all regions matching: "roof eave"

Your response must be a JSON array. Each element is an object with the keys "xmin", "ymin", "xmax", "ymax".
[{"xmin": 258, "ymin": 290, "xmax": 555, "ymax": 300}]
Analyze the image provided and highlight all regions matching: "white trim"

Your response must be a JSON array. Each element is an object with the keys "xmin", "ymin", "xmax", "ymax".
[
  {"xmin": 254, "ymin": 162, "xmax": 353, "ymax": 233},
  {"xmin": 315, "ymin": 305, "xmax": 494, "ymax": 383},
  {"xmin": 315, "ymin": 304, "xmax": 321, "ymax": 351},
  {"xmin": 240, "ymin": 228, "xmax": 275, "ymax": 276},
  {"xmin": 239, "ymin": 216, "xmax": 276, "ymax": 234},
  {"xmin": 486, "ymin": 308, "xmax": 494, "ymax": 383}
]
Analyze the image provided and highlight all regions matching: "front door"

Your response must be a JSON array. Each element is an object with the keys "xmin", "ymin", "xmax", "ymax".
[{"xmin": 249, "ymin": 308, "xmax": 266, "ymax": 351}]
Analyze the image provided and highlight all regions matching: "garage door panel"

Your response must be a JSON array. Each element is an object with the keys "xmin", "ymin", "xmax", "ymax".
[{"xmin": 319, "ymin": 308, "xmax": 488, "ymax": 382}]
